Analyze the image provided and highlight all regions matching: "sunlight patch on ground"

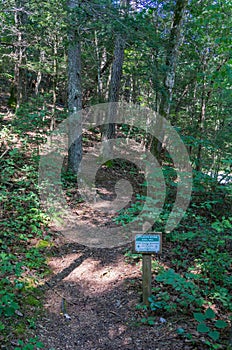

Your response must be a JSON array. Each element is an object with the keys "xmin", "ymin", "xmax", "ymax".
[
  {"xmin": 108, "ymin": 324, "xmax": 127, "ymax": 340},
  {"xmin": 48, "ymin": 253, "xmax": 83, "ymax": 274},
  {"xmin": 63, "ymin": 256, "xmax": 140, "ymax": 295}
]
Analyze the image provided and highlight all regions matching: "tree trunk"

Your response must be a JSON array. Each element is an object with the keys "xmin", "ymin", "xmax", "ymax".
[
  {"xmin": 101, "ymin": 33, "xmax": 125, "ymax": 158},
  {"xmin": 51, "ymin": 38, "xmax": 58, "ymax": 131},
  {"xmin": 35, "ymin": 50, "xmax": 45, "ymax": 96},
  {"xmin": 67, "ymin": 0, "xmax": 82, "ymax": 173},
  {"xmin": 108, "ymin": 34, "xmax": 125, "ymax": 105},
  {"xmin": 94, "ymin": 30, "xmax": 103, "ymax": 102},
  {"xmin": 14, "ymin": 8, "xmax": 24, "ymax": 110},
  {"xmin": 161, "ymin": 0, "xmax": 188, "ymax": 119},
  {"xmin": 152, "ymin": 0, "xmax": 188, "ymax": 158},
  {"xmin": 107, "ymin": 33, "xmax": 125, "ymax": 137},
  {"xmin": 196, "ymin": 69, "xmax": 206, "ymax": 172}
]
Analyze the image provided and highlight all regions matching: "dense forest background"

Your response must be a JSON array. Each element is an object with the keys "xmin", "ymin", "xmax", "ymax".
[{"xmin": 0, "ymin": 0, "xmax": 231, "ymax": 349}]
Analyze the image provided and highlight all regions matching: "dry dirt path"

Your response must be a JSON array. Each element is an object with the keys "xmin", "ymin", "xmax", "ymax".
[{"xmin": 35, "ymin": 242, "xmax": 199, "ymax": 350}]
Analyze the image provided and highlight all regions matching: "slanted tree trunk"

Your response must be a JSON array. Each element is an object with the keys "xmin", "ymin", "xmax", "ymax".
[{"xmin": 67, "ymin": 0, "xmax": 82, "ymax": 173}]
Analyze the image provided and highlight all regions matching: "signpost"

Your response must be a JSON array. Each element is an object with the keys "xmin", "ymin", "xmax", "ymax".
[{"xmin": 135, "ymin": 233, "xmax": 162, "ymax": 306}]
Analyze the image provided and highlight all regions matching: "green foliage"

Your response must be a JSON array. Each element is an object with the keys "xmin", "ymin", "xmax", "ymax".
[
  {"xmin": 155, "ymin": 269, "xmax": 204, "ymax": 309},
  {"xmin": 0, "ymin": 290, "xmax": 20, "ymax": 317},
  {"xmin": 14, "ymin": 338, "xmax": 44, "ymax": 350},
  {"xmin": 0, "ymin": 109, "xmax": 51, "ymax": 347},
  {"xmin": 140, "ymin": 316, "xmax": 156, "ymax": 326},
  {"xmin": 194, "ymin": 308, "xmax": 227, "ymax": 343},
  {"xmin": 141, "ymin": 272, "xmax": 229, "ymax": 347},
  {"xmin": 138, "ymin": 176, "xmax": 231, "ymax": 346},
  {"xmin": 149, "ymin": 292, "xmax": 176, "ymax": 313},
  {"xmin": 124, "ymin": 250, "xmax": 142, "ymax": 264}
]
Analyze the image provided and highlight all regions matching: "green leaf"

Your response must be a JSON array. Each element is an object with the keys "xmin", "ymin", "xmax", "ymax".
[
  {"xmin": 197, "ymin": 323, "xmax": 210, "ymax": 333},
  {"xmin": 36, "ymin": 341, "xmax": 44, "ymax": 348},
  {"xmin": 215, "ymin": 320, "xmax": 227, "ymax": 329},
  {"xmin": 208, "ymin": 330, "xmax": 220, "ymax": 341},
  {"xmin": 205, "ymin": 308, "xmax": 216, "ymax": 319},
  {"xmin": 24, "ymin": 344, "xmax": 34, "ymax": 350},
  {"xmin": 194, "ymin": 312, "xmax": 206, "ymax": 322},
  {"xmin": 147, "ymin": 318, "xmax": 155, "ymax": 325},
  {"xmin": 176, "ymin": 327, "xmax": 185, "ymax": 335}
]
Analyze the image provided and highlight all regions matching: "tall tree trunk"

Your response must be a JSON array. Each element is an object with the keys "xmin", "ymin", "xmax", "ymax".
[
  {"xmin": 35, "ymin": 50, "xmax": 45, "ymax": 96},
  {"xmin": 14, "ymin": 7, "xmax": 24, "ymax": 110},
  {"xmin": 101, "ymin": 33, "xmax": 125, "ymax": 158},
  {"xmin": 196, "ymin": 69, "xmax": 206, "ymax": 172},
  {"xmin": 67, "ymin": 0, "xmax": 82, "ymax": 173},
  {"xmin": 124, "ymin": 75, "xmax": 131, "ymax": 103},
  {"xmin": 152, "ymin": 0, "xmax": 188, "ymax": 158},
  {"xmin": 101, "ymin": 0, "xmax": 128, "ymax": 158},
  {"xmin": 94, "ymin": 30, "xmax": 103, "ymax": 102},
  {"xmin": 161, "ymin": 0, "xmax": 188, "ymax": 119},
  {"xmin": 12, "ymin": 0, "xmax": 29, "ymax": 110},
  {"xmin": 108, "ymin": 33, "xmax": 125, "ymax": 137},
  {"xmin": 51, "ymin": 38, "xmax": 58, "ymax": 131},
  {"xmin": 108, "ymin": 34, "xmax": 125, "ymax": 105}
]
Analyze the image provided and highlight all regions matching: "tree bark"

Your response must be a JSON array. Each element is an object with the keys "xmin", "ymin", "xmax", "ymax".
[
  {"xmin": 106, "ymin": 33, "xmax": 125, "ymax": 136},
  {"xmin": 14, "ymin": 6, "xmax": 25, "ymax": 109},
  {"xmin": 35, "ymin": 50, "xmax": 45, "ymax": 96},
  {"xmin": 108, "ymin": 34, "xmax": 125, "ymax": 105},
  {"xmin": 67, "ymin": 0, "xmax": 82, "ymax": 173},
  {"xmin": 162, "ymin": 0, "xmax": 188, "ymax": 118},
  {"xmin": 101, "ymin": 32, "xmax": 125, "ymax": 158},
  {"xmin": 152, "ymin": 0, "xmax": 188, "ymax": 158},
  {"xmin": 51, "ymin": 38, "xmax": 58, "ymax": 131},
  {"xmin": 196, "ymin": 52, "xmax": 207, "ymax": 172}
]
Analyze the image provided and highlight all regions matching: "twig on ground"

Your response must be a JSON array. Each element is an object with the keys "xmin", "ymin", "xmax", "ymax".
[{"xmin": 45, "ymin": 281, "xmax": 78, "ymax": 306}]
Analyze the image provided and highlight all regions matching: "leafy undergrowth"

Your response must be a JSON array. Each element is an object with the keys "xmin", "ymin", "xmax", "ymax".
[
  {"xmin": 123, "ymin": 191, "xmax": 232, "ymax": 349},
  {"xmin": 0, "ymin": 108, "xmax": 52, "ymax": 349},
  {"xmin": 117, "ymin": 159, "xmax": 232, "ymax": 349},
  {"xmin": 1, "ymin": 105, "xmax": 232, "ymax": 349}
]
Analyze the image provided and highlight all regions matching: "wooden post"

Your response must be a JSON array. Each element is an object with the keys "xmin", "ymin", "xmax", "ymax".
[
  {"xmin": 142, "ymin": 253, "xmax": 152, "ymax": 306},
  {"xmin": 134, "ymin": 233, "xmax": 162, "ymax": 306}
]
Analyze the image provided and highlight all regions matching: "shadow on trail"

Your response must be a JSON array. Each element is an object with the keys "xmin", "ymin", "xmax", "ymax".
[
  {"xmin": 35, "ymin": 241, "xmax": 201, "ymax": 350},
  {"xmin": 41, "ymin": 242, "xmax": 129, "ymax": 290}
]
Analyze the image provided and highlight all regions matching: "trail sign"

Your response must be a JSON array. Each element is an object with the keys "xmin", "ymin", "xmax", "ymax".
[
  {"xmin": 134, "ymin": 233, "xmax": 162, "ymax": 306},
  {"xmin": 135, "ymin": 233, "xmax": 162, "ymax": 253}
]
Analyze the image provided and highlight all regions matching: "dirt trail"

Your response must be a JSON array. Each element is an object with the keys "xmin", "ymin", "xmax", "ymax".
[
  {"xmin": 35, "ymin": 142, "xmax": 202, "ymax": 349},
  {"xmin": 35, "ymin": 242, "xmax": 197, "ymax": 350}
]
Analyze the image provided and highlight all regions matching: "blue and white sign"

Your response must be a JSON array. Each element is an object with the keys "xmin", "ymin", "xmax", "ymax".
[{"xmin": 135, "ymin": 234, "xmax": 162, "ymax": 253}]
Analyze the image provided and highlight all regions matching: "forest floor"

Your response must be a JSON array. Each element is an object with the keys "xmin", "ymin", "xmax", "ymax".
[
  {"xmin": 34, "ymin": 239, "xmax": 200, "ymax": 350},
  {"xmin": 32, "ymin": 158, "xmax": 209, "ymax": 350},
  {"xmin": 1, "ymin": 106, "xmax": 230, "ymax": 350}
]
